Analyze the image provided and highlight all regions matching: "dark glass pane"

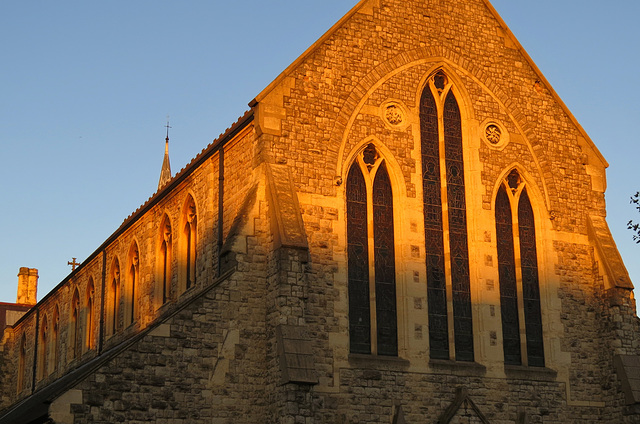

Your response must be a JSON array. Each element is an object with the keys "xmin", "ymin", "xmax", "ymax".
[
  {"xmin": 444, "ymin": 91, "xmax": 473, "ymax": 362},
  {"xmin": 347, "ymin": 163, "xmax": 371, "ymax": 354},
  {"xmin": 495, "ymin": 185, "xmax": 521, "ymax": 365},
  {"xmin": 518, "ymin": 189, "xmax": 545, "ymax": 367},
  {"xmin": 421, "ymin": 85, "xmax": 449, "ymax": 360},
  {"xmin": 373, "ymin": 163, "xmax": 398, "ymax": 356}
]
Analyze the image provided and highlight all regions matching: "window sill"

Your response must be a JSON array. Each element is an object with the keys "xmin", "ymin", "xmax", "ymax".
[
  {"xmin": 429, "ymin": 359, "xmax": 487, "ymax": 377},
  {"xmin": 504, "ymin": 364, "xmax": 557, "ymax": 381},
  {"xmin": 348, "ymin": 353, "xmax": 410, "ymax": 370}
]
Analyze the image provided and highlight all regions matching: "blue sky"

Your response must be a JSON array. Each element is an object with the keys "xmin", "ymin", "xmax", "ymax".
[{"xmin": 1, "ymin": 1, "xmax": 639, "ymax": 306}]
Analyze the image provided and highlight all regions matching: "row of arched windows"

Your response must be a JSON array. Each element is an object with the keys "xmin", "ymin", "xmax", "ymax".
[
  {"xmin": 346, "ymin": 71, "xmax": 545, "ymax": 367},
  {"xmin": 16, "ymin": 194, "xmax": 199, "ymax": 392}
]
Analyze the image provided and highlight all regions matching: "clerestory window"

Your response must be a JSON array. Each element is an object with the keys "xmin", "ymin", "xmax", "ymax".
[
  {"xmin": 126, "ymin": 243, "xmax": 139, "ymax": 326},
  {"xmin": 421, "ymin": 70, "xmax": 474, "ymax": 362},
  {"xmin": 347, "ymin": 143, "xmax": 398, "ymax": 356},
  {"xmin": 495, "ymin": 169, "xmax": 544, "ymax": 367},
  {"xmin": 107, "ymin": 260, "xmax": 120, "ymax": 336},
  {"xmin": 182, "ymin": 196, "xmax": 197, "ymax": 292}
]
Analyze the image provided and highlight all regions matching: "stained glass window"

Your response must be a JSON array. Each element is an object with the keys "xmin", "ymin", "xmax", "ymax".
[
  {"xmin": 373, "ymin": 163, "xmax": 398, "ymax": 356},
  {"xmin": 347, "ymin": 149, "xmax": 397, "ymax": 356},
  {"xmin": 495, "ymin": 173, "xmax": 544, "ymax": 367},
  {"xmin": 421, "ymin": 82, "xmax": 449, "ymax": 360},
  {"xmin": 518, "ymin": 188, "xmax": 544, "ymax": 367},
  {"xmin": 347, "ymin": 162, "xmax": 371, "ymax": 354},
  {"xmin": 444, "ymin": 91, "xmax": 474, "ymax": 362},
  {"xmin": 421, "ymin": 73, "xmax": 474, "ymax": 362},
  {"xmin": 495, "ymin": 186, "xmax": 521, "ymax": 365}
]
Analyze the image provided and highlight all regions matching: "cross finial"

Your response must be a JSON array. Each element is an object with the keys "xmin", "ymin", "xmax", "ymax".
[
  {"xmin": 68, "ymin": 257, "xmax": 81, "ymax": 271},
  {"xmin": 165, "ymin": 115, "xmax": 171, "ymax": 142}
]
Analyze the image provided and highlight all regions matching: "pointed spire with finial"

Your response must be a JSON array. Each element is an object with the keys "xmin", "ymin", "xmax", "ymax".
[{"xmin": 158, "ymin": 117, "xmax": 172, "ymax": 190}]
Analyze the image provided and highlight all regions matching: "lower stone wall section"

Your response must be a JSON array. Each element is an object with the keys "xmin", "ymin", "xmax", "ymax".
[{"xmin": 61, "ymin": 274, "xmax": 269, "ymax": 423}]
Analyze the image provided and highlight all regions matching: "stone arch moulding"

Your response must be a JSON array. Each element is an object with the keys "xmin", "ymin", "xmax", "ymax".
[
  {"xmin": 179, "ymin": 193, "xmax": 198, "ymax": 294},
  {"xmin": 413, "ymin": 63, "xmax": 476, "ymax": 125},
  {"xmin": 332, "ymin": 48, "xmax": 552, "ymax": 206},
  {"xmin": 490, "ymin": 163, "xmax": 550, "ymax": 217},
  {"xmin": 339, "ymin": 136, "xmax": 411, "ymax": 357},
  {"xmin": 490, "ymin": 164, "xmax": 557, "ymax": 369},
  {"xmin": 181, "ymin": 190, "xmax": 199, "ymax": 213},
  {"xmin": 339, "ymin": 136, "xmax": 407, "ymax": 199}
]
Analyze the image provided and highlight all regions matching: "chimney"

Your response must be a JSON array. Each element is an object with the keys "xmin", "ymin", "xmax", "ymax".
[{"xmin": 17, "ymin": 267, "xmax": 38, "ymax": 305}]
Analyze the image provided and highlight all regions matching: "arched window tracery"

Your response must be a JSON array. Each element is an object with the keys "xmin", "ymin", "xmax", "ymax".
[
  {"xmin": 347, "ymin": 143, "xmax": 397, "ymax": 356},
  {"xmin": 127, "ymin": 243, "xmax": 140, "ymax": 326},
  {"xmin": 51, "ymin": 305, "xmax": 59, "ymax": 372},
  {"xmin": 85, "ymin": 279, "xmax": 95, "ymax": 351},
  {"xmin": 17, "ymin": 334, "xmax": 26, "ymax": 393},
  {"xmin": 421, "ymin": 70, "xmax": 474, "ymax": 362},
  {"xmin": 108, "ymin": 260, "xmax": 121, "ymax": 336},
  {"xmin": 37, "ymin": 315, "xmax": 48, "ymax": 380},
  {"xmin": 182, "ymin": 196, "xmax": 197, "ymax": 293},
  {"xmin": 495, "ymin": 169, "xmax": 544, "ymax": 367},
  {"xmin": 71, "ymin": 289, "xmax": 80, "ymax": 359},
  {"xmin": 160, "ymin": 215, "xmax": 172, "ymax": 305}
]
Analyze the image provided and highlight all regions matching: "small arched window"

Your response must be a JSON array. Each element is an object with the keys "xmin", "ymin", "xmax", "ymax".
[
  {"xmin": 421, "ymin": 70, "xmax": 474, "ymax": 362},
  {"xmin": 347, "ymin": 143, "xmax": 397, "ymax": 356},
  {"xmin": 85, "ymin": 279, "xmax": 95, "ymax": 351},
  {"xmin": 126, "ymin": 243, "xmax": 140, "ymax": 326},
  {"xmin": 182, "ymin": 196, "xmax": 197, "ymax": 292},
  {"xmin": 108, "ymin": 260, "xmax": 121, "ymax": 336},
  {"xmin": 37, "ymin": 315, "xmax": 49, "ymax": 380},
  {"xmin": 71, "ymin": 289, "xmax": 80, "ymax": 359},
  {"xmin": 495, "ymin": 169, "xmax": 544, "ymax": 367},
  {"xmin": 51, "ymin": 305, "xmax": 59, "ymax": 373},
  {"xmin": 160, "ymin": 215, "xmax": 173, "ymax": 305},
  {"xmin": 17, "ymin": 334, "xmax": 26, "ymax": 393}
]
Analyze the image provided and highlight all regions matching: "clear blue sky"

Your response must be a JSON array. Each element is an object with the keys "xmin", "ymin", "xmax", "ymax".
[{"xmin": 1, "ymin": 1, "xmax": 639, "ymax": 307}]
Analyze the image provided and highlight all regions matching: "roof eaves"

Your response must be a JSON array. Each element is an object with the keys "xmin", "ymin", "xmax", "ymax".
[{"xmin": 12, "ymin": 110, "xmax": 254, "ymax": 328}]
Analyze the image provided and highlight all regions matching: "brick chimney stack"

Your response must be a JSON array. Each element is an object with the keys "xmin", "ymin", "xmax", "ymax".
[{"xmin": 17, "ymin": 267, "xmax": 38, "ymax": 305}]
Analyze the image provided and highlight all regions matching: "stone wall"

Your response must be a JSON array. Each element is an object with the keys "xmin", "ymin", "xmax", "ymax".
[{"xmin": 1, "ymin": 0, "xmax": 638, "ymax": 422}]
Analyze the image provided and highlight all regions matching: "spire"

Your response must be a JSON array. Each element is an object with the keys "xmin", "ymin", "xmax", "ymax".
[{"xmin": 158, "ymin": 118, "xmax": 172, "ymax": 190}]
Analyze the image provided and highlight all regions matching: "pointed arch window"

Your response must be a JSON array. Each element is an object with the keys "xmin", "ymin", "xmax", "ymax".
[
  {"xmin": 37, "ymin": 315, "xmax": 49, "ymax": 380},
  {"xmin": 347, "ymin": 143, "xmax": 398, "ymax": 356},
  {"xmin": 51, "ymin": 306, "xmax": 59, "ymax": 372},
  {"xmin": 182, "ymin": 196, "xmax": 197, "ymax": 292},
  {"xmin": 85, "ymin": 279, "xmax": 95, "ymax": 351},
  {"xmin": 160, "ymin": 216, "xmax": 173, "ymax": 304},
  {"xmin": 420, "ymin": 71, "xmax": 474, "ymax": 362},
  {"xmin": 107, "ymin": 260, "xmax": 121, "ymax": 336},
  {"xmin": 495, "ymin": 170, "xmax": 544, "ymax": 367},
  {"xmin": 126, "ymin": 243, "xmax": 140, "ymax": 326},
  {"xmin": 71, "ymin": 289, "xmax": 80, "ymax": 359},
  {"xmin": 17, "ymin": 334, "xmax": 26, "ymax": 393}
]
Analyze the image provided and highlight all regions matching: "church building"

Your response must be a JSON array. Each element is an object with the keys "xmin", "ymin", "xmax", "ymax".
[{"xmin": 2, "ymin": 0, "xmax": 639, "ymax": 422}]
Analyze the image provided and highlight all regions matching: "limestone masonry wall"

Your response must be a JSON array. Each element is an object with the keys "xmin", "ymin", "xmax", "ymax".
[{"xmin": 1, "ymin": 0, "xmax": 638, "ymax": 422}]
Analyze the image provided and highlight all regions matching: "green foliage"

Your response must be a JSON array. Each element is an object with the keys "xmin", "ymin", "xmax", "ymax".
[{"xmin": 628, "ymin": 192, "xmax": 640, "ymax": 243}]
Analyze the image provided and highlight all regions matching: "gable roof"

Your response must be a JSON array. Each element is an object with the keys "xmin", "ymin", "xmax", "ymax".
[{"xmin": 252, "ymin": 0, "xmax": 607, "ymax": 168}]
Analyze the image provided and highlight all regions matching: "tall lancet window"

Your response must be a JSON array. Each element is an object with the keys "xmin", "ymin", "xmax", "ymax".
[
  {"xmin": 421, "ymin": 70, "xmax": 474, "ymax": 362},
  {"xmin": 160, "ymin": 215, "xmax": 173, "ymax": 304},
  {"xmin": 37, "ymin": 315, "xmax": 48, "ymax": 380},
  {"xmin": 85, "ymin": 279, "xmax": 95, "ymax": 351},
  {"xmin": 71, "ymin": 289, "xmax": 80, "ymax": 359},
  {"xmin": 182, "ymin": 196, "xmax": 197, "ymax": 292},
  {"xmin": 17, "ymin": 334, "xmax": 26, "ymax": 393},
  {"xmin": 51, "ymin": 305, "xmax": 59, "ymax": 373},
  {"xmin": 108, "ymin": 260, "xmax": 121, "ymax": 336},
  {"xmin": 347, "ymin": 144, "xmax": 397, "ymax": 356},
  {"xmin": 495, "ymin": 170, "xmax": 544, "ymax": 367},
  {"xmin": 127, "ymin": 243, "xmax": 140, "ymax": 326}
]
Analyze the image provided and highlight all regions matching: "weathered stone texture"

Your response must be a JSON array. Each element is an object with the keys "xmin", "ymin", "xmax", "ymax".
[{"xmin": 1, "ymin": 0, "xmax": 638, "ymax": 423}]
